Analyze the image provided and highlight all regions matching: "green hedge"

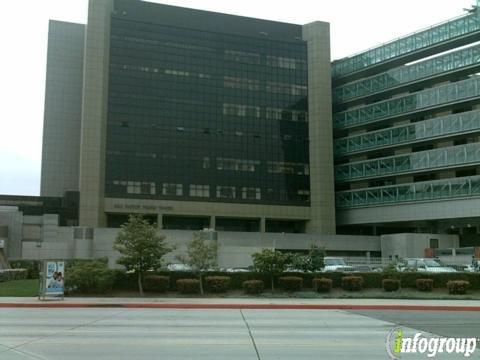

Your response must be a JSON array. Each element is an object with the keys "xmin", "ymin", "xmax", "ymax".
[
  {"xmin": 9, "ymin": 260, "xmax": 41, "ymax": 279},
  {"xmin": 8, "ymin": 258, "xmax": 109, "ymax": 280},
  {"xmin": 177, "ymin": 279, "xmax": 201, "ymax": 294},
  {"xmin": 243, "ymin": 280, "xmax": 264, "ymax": 295},
  {"xmin": 278, "ymin": 276, "xmax": 303, "ymax": 291},
  {"xmin": 0, "ymin": 269, "xmax": 28, "ymax": 282},
  {"xmin": 109, "ymin": 270, "xmax": 480, "ymax": 291},
  {"xmin": 65, "ymin": 261, "xmax": 115, "ymax": 294},
  {"xmin": 144, "ymin": 275, "xmax": 170, "ymax": 293},
  {"xmin": 205, "ymin": 276, "xmax": 230, "ymax": 293}
]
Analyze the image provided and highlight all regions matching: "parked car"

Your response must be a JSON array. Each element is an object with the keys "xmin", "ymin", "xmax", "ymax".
[
  {"xmin": 225, "ymin": 267, "xmax": 251, "ymax": 273},
  {"xmin": 352, "ymin": 264, "xmax": 383, "ymax": 272},
  {"xmin": 398, "ymin": 258, "xmax": 457, "ymax": 273},
  {"xmin": 463, "ymin": 260, "xmax": 479, "ymax": 272},
  {"xmin": 323, "ymin": 257, "xmax": 356, "ymax": 272},
  {"xmin": 166, "ymin": 263, "xmax": 192, "ymax": 272}
]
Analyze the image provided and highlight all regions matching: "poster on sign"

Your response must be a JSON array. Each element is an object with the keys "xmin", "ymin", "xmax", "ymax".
[{"xmin": 45, "ymin": 261, "xmax": 65, "ymax": 295}]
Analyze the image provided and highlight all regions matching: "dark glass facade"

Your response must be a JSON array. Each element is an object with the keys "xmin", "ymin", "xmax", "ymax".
[{"xmin": 105, "ymin": 0, "xmax": 310, "ymax": 206}]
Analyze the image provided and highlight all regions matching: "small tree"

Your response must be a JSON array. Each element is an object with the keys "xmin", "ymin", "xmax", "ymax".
[
  {"xmin": 309, "ymin": 245, "xmax": 326, "ymax": 273},
  {"xmin": 179, "ymin": 232, "xmax": 218, "ymax": 294},
  {"xmin": 290, "ymin": 245, "xmax": 325, "ymax": 273},
  {"xmin": 114, "ymin": 214, "xmax": 173, "ymax": 296},
  {"xmin": 252, "ymin": 249, "xmax": 289, "ymax": 292}
]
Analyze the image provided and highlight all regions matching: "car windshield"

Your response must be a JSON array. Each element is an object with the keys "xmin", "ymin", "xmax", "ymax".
[
  {"xmin": 424, "ymin": 259, "xmax": 442, "ymax": 267},
  {"xmin": 325, "ymin": 259, "xmax": 347, "ymax": 266}
]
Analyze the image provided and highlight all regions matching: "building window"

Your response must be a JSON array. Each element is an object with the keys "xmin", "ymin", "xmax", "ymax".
[
  {"xmin": 242, "ymin": 187, "xmax": 261, "ymax": 200},
  {"xmin": 223, "ymin": 76, "xmax": 260, "ymax": 91},
  {"xmin": 224, "ymin": 50, "xmax": 260, "ymax": 64},
  {"xmin": 216, "ymin": 186, "xmax": 236, "ymax": 199},
  {"xmin": 189, "ymin": 184, "xmax": 210, "ymax": 197},
  {"xmin": 266, "ymin": 82, "xmax": 307, "ymax": 96},
  {"xmin": 267, "ymin": 162, "xmax": 309, "ymax": 175},
  {"xmin": 202, "ymin": 157, "xmax": 210, "ymax": 169},
  {"xmin": 266, "ymin": 108, "xmax": 308, "ymax": 122},
  {"xmin": 163, "ymin": 183, "xmax": 183, "ymax": 196},
  {"xmin": 217, "ymin": 158, "xmax": 259, "ymax": 172},
  {"xmin": 297, "ymin": 189, "xmax": 310, "ymax": 201},
  {"xmin": 123, "ymin": 181, "xmax": 156, "ymax": 195},
  {"xmin": 223, "ymin": 103, "xmax": 260, "ymax": 118},
  {"xmin": 266, "ymin": 55, "xmax": 306, "ymax": 70}
]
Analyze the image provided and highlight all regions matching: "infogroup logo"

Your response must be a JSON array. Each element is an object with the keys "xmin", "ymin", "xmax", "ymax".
[{"xmin": 385, "ymin": 327, "xmax": 477, "ymax": 359}]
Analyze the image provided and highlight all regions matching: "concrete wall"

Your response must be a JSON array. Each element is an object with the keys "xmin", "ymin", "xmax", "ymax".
[
  {"xmin": 21, "ymin": 223, "xmax": 380, "ymax": 268},
  {"xmin": 0, "ymin": 207, "xmax": 23, "ymax": 259},
  {"xmin": 40, "ymin": 21, "xmax": 85, "ymax": 196},
  {"xmin": 303, "ymin": 22, "xmax": 336, "ymax": 234},
  {"xmin": 337, "ymin": 197, "xmax": 480, "ymax": 225},
  {"xmin": 381, "ymin": 233, "xmax": 459, "ymax": 259}
]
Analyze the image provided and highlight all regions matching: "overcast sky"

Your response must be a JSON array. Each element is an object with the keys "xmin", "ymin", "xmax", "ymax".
[{"xmin": 0, "ymin": 0, "xmax": 475, "ymax": 196}]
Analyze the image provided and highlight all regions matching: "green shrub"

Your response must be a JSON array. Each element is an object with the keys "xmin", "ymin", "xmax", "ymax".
[
  {"xmin": 144, "ymin": 275, "xmax": 170, "ymax": 293},
  {"xmin": 278, "ymin": 276, "xmax": 303, "ymax": 291},
  {"xmin": 177, "ymin": 279, "xmax": 201, "ymax": 294},
  {"xmin": 205, "ymin": 276, "xmax": 230, "ymax": 293},
  {"xmin": 382, "ymin": 279, "xmax": 401, "ymax": 292},
  {"xmin": 0, "ymin": 269, "xmax": 28, "ymax": 282},
  {"xmin": 342, "ymin": 276, "xmax": 364, "ymax": 291},
  {"xmin": 243, "ymin": 280, "xmax": 264, "ymax": 295},
  {"xmin": 65, "ymin": 261, "xmax": 115, "ymax": 294},
  {"xmin": 312, "ymin": 277, "xmax": 332, "ymax": 292},
  {"xmin": 110, "ymin": 270, "xmax": 480, "ymax": 293},
  {"xmin": 9, "ymin": 260, "xmax": 41, "ymax": 279},
  {"xmin": 416, "ymin": 279, "xmax": 434, "ymax": 292},
  {"xmin": 447, "ymin": 280, "xmax": 469, "ymax": 295},
  {"xmin": 65, "ymin": 258, "xmax": 109, "ymax": 270},
  {"xmin": 382, "ymin": 263, "xmax": 400, "ymax": 279}
]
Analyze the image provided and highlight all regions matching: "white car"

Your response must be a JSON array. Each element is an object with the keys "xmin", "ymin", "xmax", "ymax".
[
  {"xmin": 463, "ymin": 261, "xmax": 479, "ymax": 272},
  {"xmin": 225, "ymin": 267, "xmax": 250, "ymax": 273},
  {"xmin": 323, "ymin": 257, "xmax": 356, "ymax": 272},
  {"xmin": 400, "ymin": 258, "xmax": 457, "ymax": 273},
  {"xmin": 166, "ymin": 263, "xmax": 192, "ymax": 272}
]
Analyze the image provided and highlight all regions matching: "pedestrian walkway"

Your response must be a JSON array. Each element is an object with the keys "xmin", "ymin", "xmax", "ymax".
[{"xmin": 1, "ymin": 296, "xmax": 480, "ymax": 311}]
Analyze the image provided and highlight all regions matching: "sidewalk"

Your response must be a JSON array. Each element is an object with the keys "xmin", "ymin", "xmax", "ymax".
[{"xmin": 1, "ymin": 296, "xmax": 480, "ymax": 310}]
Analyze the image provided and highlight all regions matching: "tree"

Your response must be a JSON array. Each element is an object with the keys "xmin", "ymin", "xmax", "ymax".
[
  {"xmin": 251, "ymin": 249, "xmax": 289, "ymax": 292},
  {"xmin": 289, "ymin": 245, "xmax": 325, "ymax": 273},
  {"xmin": 114, "ymin": 214, "xmax": 173, "ymax": 296},
  {"xmin": 308, "ymin": 245, "xmax": 326, "ymax": 273},
  {"xmin": 178, "ymin": 232, "xmax": 218, "ymax": 294}
]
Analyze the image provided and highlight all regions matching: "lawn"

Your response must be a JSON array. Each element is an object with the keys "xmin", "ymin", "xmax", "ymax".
[{"xmin": 0, "ymin": 279, "xmax": 38, "ymax": 297}]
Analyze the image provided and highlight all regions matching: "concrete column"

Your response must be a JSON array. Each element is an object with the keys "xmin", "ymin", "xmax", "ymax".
[
  {"xmin": 157, "ymin": 214, "xmax": 163, "ymax": 229},
  {"xmin": 79, "ymin": 0, "xmax": 114, "ymax": 227},
  {"xmin": 210, "ymin": 216, "xmax": 216, "ymax": 230},
  {"xmin": 260, "ymin": 217, "xmax": 266, "ymax": 233},
  {"xmin": 302, "ymin": 21, "xmax": 336, "ymax": 235}
]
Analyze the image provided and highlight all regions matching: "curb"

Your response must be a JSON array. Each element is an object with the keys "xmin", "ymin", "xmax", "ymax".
[{"xmin": 1, "ymin": 303, "xmax": 480, "ymax": 311}]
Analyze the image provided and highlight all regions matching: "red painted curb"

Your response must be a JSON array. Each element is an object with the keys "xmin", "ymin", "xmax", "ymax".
[{"xmin": 0, "ymin": 303, "xmax": 480, "ymax": 311}]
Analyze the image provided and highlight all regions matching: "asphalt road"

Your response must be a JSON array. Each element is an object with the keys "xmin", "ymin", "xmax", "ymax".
[
  {"xmin": 349, "ymin": 309, "xmax": 480, "ymax": 338},
  {"xmin": 0, "ymin": 308, "xmax": 476, "ymax": 359}
]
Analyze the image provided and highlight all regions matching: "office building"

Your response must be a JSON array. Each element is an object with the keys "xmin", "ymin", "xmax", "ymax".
[{"xmin": 41, "ymin": 0, "xmax": 335, "ymax": 234}]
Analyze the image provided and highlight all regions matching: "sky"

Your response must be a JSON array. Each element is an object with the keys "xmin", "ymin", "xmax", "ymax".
[{"xmin": 0, "ymin": 0, "xmax": 475, "ymax": 196}]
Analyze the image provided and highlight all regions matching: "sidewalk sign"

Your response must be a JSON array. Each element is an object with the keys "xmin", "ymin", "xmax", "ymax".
[{"xmin": 38, "ymin": 260, "xmax": 65, "ymax": 301}]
